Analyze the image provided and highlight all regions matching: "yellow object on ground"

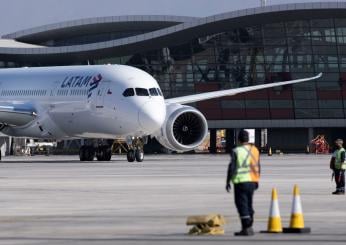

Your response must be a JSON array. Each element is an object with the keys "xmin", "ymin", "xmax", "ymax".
[
  {"xmin": 188, "ymin": 224, "xmax": 225, "ymax": 235},
  {"xmin": 186, "ymin": 214, "xmax": 226, "ymax": 226},
  {"xmin": 186, "ymin": 214, "xmax": 226, "ymax": 235}
]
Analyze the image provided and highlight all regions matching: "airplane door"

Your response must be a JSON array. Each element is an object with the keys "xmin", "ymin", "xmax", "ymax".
[
  {"xmin": 50, "ymin": 81, "xmax": 60, "ymax": 97},
  {"xmin": 95, "ymin": 81, "xmax": 110, "ymax": 108}
]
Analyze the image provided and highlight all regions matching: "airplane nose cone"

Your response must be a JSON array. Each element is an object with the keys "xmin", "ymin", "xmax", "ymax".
[{"xmin": 139, "ymin": 100, "xmax": 166, "ymax": 132}]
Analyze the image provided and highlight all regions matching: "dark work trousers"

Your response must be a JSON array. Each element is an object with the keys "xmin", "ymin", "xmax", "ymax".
[
  {"xmin": 334, "ymin": 169, "xmax": 345, "ymax": 192},
  {"xmin": 234, "ymin": 182, "xmax": 258, "ymax": 229}
]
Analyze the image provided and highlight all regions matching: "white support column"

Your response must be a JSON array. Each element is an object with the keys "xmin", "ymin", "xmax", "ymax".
[{"xmin": 308, "ymin": 128, "xmax": 314, "ymax": 144}]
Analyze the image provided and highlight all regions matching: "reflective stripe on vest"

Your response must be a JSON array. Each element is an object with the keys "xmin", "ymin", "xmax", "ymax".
[
  {"xmin": 232, "ymin": 144, "xmax": 260, "ymax": 184},
  {"xmin": 335, "ymin": 148, "xmax": 346, "ymax": 170}
]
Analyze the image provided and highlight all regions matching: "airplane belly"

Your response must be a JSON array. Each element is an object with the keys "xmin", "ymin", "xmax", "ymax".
[{"xmin": 49, "ymin": 108, "xmax": 131, "ymax": 138}]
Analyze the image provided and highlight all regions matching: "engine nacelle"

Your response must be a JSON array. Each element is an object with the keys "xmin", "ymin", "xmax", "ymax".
[{"xmin": 153, "ymin": 103, "xmax": 208, "ymax": 152}]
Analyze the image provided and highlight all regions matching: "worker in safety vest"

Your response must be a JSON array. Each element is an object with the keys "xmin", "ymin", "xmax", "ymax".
[
  {"xmin": 226, "ymin": 130, "xmax": 260, "ymax": 236},
  {"xmin": 330, "ymin": 138, "xmax": 346, "ymax": 195}
]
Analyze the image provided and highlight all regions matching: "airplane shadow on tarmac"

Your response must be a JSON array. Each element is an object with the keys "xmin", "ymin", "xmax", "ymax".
[{"xmin": 0, "ymin": 159, "xmax": 125, "ymax": 164}]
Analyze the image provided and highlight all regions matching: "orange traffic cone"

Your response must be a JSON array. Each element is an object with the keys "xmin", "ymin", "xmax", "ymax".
[
  {"xmin": 261, "ymin": 188, "xmax": 282, "ymax": 233},
  {"xmin": 283, "ymin": 185, "xmax": 311, "ymax": 233}
]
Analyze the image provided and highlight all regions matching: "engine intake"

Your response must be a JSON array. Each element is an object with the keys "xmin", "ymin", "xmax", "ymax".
[{"xmin": 153, "ymin": 104, "xmax": 208, "ymax": 152}]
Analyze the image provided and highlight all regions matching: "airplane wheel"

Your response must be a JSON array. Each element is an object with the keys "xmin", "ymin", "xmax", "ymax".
[
  {"xmin": 96, "ymin": 146, "xmax": 105, "ymax": 161},
  {"xmin": 81, "ymin": 146, "xmax": 95, "ymax": 161},
  {"xmin": 104, "ymin": 147, "xmax": 112, "ymax": 161},
  {"xmin": 127, "ymin": 150, "xmax": 135, "ymax": 162},
  {"xmin": 135, "ymin": 149, "xmax": 144, "ymax": 162},
  {"xmin": 79, "ymin": 146, "xmax": 87, "ymax": 161},
  {"xmin": 96, "ymin": 146, "xmax": 112, "ymax": 161}
]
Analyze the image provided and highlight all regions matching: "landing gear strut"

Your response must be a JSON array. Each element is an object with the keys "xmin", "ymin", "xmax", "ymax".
[{"xmin": 127, "ymin": 137, "xmax": 145, "ymax": 163}]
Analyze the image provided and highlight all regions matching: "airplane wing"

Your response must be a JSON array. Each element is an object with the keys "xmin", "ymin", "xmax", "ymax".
[
  {"xmin": 165, "ymin": 73, "xmax": 322, "ymax": 105},
  {"xmin": 0, "ymin": 103, "xmax": 37, "ymax": 126}
]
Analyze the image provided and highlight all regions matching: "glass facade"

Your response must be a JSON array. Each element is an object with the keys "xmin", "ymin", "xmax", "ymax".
[
  {"xmin": 93, "ymin": 18, "xmax": 346, "ymax": 120},
  {"xmin": 2, "ymin": 17, "xmax": 346, "ymax": 121}
]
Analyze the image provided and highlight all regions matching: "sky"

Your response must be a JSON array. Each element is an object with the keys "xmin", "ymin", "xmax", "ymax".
[{"xmin": 0, "ymin": 0, "xmax": 344, "ymax": 36}]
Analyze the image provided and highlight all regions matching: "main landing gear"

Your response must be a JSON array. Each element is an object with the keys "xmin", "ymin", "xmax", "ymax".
[
  {"xmin": 79, "ymin": 141, "xmax": 112, "ymax": 161},
  {"xmin": 126, "ymin": 137, "xmax": 145, "ymax": 163},
  {"xmin": 79, "ymin": 145, "xmax": 95, "ymax": 161},
  {"xmin": 79, "ymin": 137, "xmax": 146, "ymax": 163}
]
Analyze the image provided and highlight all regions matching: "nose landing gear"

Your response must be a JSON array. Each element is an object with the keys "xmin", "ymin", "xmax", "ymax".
[{"xmin": 127, "ymin": 137, "xmax": 145, "ymax": 162}]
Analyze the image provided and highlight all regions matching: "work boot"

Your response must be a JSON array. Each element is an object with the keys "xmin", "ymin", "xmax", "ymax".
[
  {"xmin": 332, "ymin": 190, "xmax": 345, "ymax": 195},
  {"xmin": 235, "ymin": 218, "xmax": 254, "ymax": 236},
  {"xmin": 234, "ymin": 227, "xmax": 254, "ymax": 236},
  {"xmin": 249, "ymin": 215, "xmax": 254, "ymax": 227}
]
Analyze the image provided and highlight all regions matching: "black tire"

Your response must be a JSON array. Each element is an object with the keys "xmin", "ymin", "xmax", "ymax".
[
  {"xmin": 96, "ymin": 146, "xmax": 112, "ymax": 161},
  {"xmin": 85, "ymin": 146, "xmax": 95, "ymax": 161},
  {"xmin": 96, "ymin": 147, "xmax": 105, "ymax": 161},
  {"xmin": 79, "ymin": 146, "xmax": 87, "ymax": 161},
  {"xmin": 127, "ymin": 150, "xmax": 135, "ymax": 162},
  {"xmin": 104, "ymin": 147, "xmax": 112, "ymax": 161},
  {"xmin": 135, "ymin": 149, "xmax": 144, "ymax": 162}
]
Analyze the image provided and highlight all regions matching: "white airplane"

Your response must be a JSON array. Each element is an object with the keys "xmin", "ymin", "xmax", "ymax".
[{"xmin": 0, "ymin": 65, "xmax": 321, "ymax": 162}]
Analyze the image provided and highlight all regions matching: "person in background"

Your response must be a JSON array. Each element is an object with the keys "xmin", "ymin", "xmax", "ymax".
[{"xmin": 330, "ymin": 139, "xmax": 346, "ymax": 195}]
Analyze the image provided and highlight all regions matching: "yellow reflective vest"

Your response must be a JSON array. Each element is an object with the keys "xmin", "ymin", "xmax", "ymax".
[
  {"xmin": 334, "ymin": 148, "xmax": 346, "ymax": 170},
  {"xmin": 232, "ymin": 144, "xmax": 260, "ymax": 184}
]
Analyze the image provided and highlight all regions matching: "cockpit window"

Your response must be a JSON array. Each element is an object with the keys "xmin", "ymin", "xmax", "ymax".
[
  {"xmin": 157, "ymin": 88, "xmax": 163, "ymax": 96},
  {"xmin": 122, "ymin": 88, "xmax": 135, "ymax": 97},
  {"xmin": 149, "ymin": 88, "xmax": 159, "ymax": 96},
  {"xmin": 135, "ymin": 88, "xmax": 149, "ymax": 96}
]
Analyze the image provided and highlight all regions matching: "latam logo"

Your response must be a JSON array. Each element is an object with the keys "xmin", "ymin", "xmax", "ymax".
[
  {"xmin": 60, "ymin": 73, "xmax": 103, "ymax": 99},
  {"xmin": 88, "ymin": 74, "xmax": 103, "ymax": 98}
]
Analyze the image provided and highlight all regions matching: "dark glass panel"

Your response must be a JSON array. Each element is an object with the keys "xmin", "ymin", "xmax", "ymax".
[
  {"xmin": 319, "ymin": 109, "xmax": 344, "ymax": 118},
  {"xmin": 245, "ymin": 100, "xmax": 269, "ymax": 108},
  {"xmin": 294, "ymin": 100, "xmax": 319, "ymax": 109},
  {"xmin": 135, "ymin": 88, "xmax": 149, "ymax": 96},
  {"xmin": 318, "ymin": 100, "xmax": 343, "ymax": 109},
  {"xmin": 149, "ymin": 88, "xmax": 159, "ymax": 96},
  {"xmin": 122, "ymin": 88, "xmax": 134, "ymax": 97},
  {"xmin": 269, "ymin": 100, "xmax": 293, "ymax": 108},
  {"xmin": 311, "ymin": 19, "xmax": 334, "ymax": 28},
  {"xmin": 286, "ymin": 20, "xmax": 310, "ymax": 36},
  {"xmin": 295, "ymin": 109, "xmax": 319, "ymax": 118}
]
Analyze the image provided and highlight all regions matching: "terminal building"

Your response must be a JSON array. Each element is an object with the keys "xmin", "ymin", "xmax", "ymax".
[{"xmin": 1, "ymin": 2, "xmax": 346, "ymax": 153}]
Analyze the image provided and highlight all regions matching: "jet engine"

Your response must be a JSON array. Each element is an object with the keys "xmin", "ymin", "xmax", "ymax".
[{"xmin": 153, "ymin": 104, "xmax": 208, "ymax": 152}]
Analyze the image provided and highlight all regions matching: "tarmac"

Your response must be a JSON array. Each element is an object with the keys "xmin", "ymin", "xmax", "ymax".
[{"xmin": 0, "ymin": 154, "xmax": 345, "ymax": 245}]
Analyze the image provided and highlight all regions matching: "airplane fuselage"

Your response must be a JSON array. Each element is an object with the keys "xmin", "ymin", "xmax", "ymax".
[{"xmin": 0, "ymin": 65, "xmax": 166, "ymax": 139}]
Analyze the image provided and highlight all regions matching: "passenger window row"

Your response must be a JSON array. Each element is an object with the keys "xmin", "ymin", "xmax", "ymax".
[
  {"xmin": 1, "ymin": 89, "xmax": 47, "ymax": 97},
  {"xmin": 69, "ymin": 89, "xmax": 88, "ymax": 96},
  {"xmin": 56, "ymin": 89, "xmax": 88, "ymax": 96},
  {"xmin": 56, "ymin": 90, "xmax": 69, "ymax": 96},
  {"xmin": 123, "ymin": 87, "xmax": 163, "ymax": 97}
]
